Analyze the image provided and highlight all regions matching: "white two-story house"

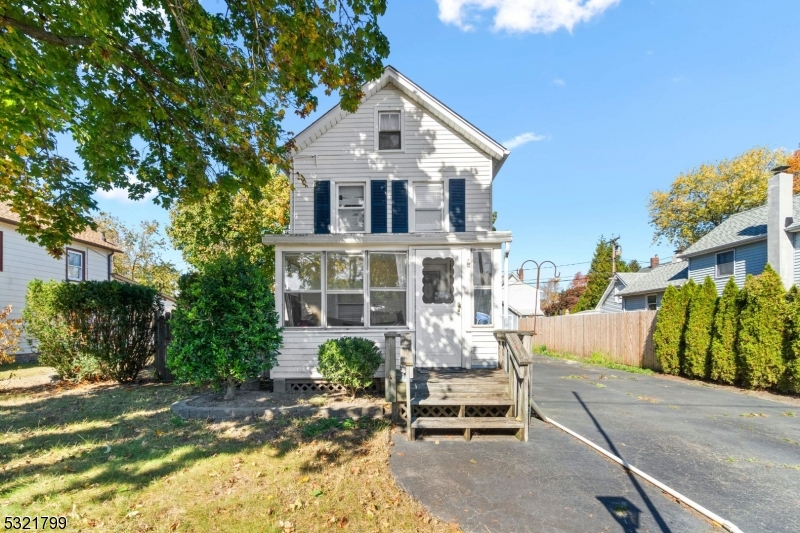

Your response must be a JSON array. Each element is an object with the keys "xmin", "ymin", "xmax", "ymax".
[{"xmin": 263, "ymin": 66, "xmax": 513, "ymax": 392}]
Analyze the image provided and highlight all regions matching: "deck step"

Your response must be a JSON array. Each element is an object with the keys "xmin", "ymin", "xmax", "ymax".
[
  {"xmin": 411, "ymin": 396, "xmax": 513, "ymax": 406},
  {"xmin": 411, "ymin": 417, "xmax": 524, "ymax": 430}
]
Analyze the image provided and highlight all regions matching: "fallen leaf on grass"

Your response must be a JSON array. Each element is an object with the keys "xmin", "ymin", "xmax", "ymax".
[
  {"xmin": 469, "ymin": 459, "xmax": 476, "ymax": 464},
  {"xmin": 125, "ymin": 511, "xmax": 140, "ymax": 519},
  {"xmin": 299, "ymin": 475, "xmax": 310, "ymax": 483}
]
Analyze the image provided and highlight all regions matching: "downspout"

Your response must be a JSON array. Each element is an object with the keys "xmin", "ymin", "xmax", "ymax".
[{"xmin": 503, "ymin": 241, "xmax": 510, "ymax": 328}]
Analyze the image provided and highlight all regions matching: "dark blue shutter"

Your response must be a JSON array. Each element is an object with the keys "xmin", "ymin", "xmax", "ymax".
[
  {"xmin": 371, "ymin": 180, "xmax": 387, "ymax": 233},
  {"xmin": 314, "ymin": 180, "xmax": 331, "ymax": 234},
  {"xmin": 449, "ymin": 178, "xmax": 466, "ymax": 232},
  {"xmin": 391, "ymin": 180, "xmax": 408, "ymax": 233}
]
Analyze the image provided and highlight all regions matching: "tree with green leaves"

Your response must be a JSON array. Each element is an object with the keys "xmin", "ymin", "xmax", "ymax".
[
  {"xmin": 167, "ymin": 169, "xmax": 289, "ymax": 281},
  {"xmin": 682, "ymin": 276, "xmax": 718, "ymax": 379},
  {"xmin": 780, "ymin": 285, "xmax": 800, "ymax": 393},
  {"xmin": 0, "ymin": 0, "xmax": 389, "ymax": 255},
  {"xmin": 653, "ymin": 281, "xmax": 694, "ymax": 374},
  {"xmin": 648, "ymin": 147, "xmax": 786, "ymax": 250},
  {"xmin": 95, "ymin": 213, "xmax": 179, "ymax": 296},
  {"xmin": 573, "ymin": 236, "xmax": 634, "ymax": 312},
  {"xmin": 709, "ymin": 277, "xmax": 741, "ymax": 384},
  {"xmin": 737, "ymin": 266, "xmax": 788, "ymax": 389},
  {"xmin": 167, "ymin": 255, "xmax": 281, "ymax": 400}
]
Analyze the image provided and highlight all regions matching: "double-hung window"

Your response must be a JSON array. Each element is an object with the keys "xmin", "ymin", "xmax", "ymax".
[
  {"xmin": 283, "ymin": 253, "xmax": 322, "ymax": 327},
  {"xmin": 327, "ymin": 253, "xmax": 365, "ymax": 327},
  {"xmin": 378, "ymin": 111, "xmax": 401, "ymax": 150},
  {"xmin": 66, "ymin": 249, "xmax": 85, "ymax": 281},
  {"xmin": 716, "ymin": 250, "xmax": 734, "ymax": 277},
  {"xmin": 646, "ymin": 294, "xmax": 658, "ymax": 311},
  {"xmin": 414, "ymin": 183, "xmax": 443, "ymax": 232},
  {"xmin": 473, "ymin": 250, "xmax": 492, "ymax": 325},
  {"xmin": 337, "ymin": 184, "xmax": 365, "ymax": 232},
  {"xmin": 369, "ymin": 253, "xmax": 407, "ymax": 326}
]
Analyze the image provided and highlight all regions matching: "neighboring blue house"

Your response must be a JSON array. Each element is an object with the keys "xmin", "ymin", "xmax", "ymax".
[
  {"xmin": 595, "ymin": 258, "xmax": 688, "ymax": 313},
  {"xmin": 596, "ymin": 170, "xmax": 797, "ymax": 312}
]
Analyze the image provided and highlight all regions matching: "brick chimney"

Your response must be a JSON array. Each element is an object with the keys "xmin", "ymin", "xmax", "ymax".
[
  {"xmin": 767, "ymin": 170, "xmax": 794, "ymax": 289},
  {"xmin": 650, "ymin": 255, "xmax": 659, "ymax": 269}
]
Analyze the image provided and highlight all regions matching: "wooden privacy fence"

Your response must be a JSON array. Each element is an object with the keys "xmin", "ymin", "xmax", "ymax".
[
  {"xmin": 519, "ymin": 310, "xmax": 661, "ymax": 371},
  {"xmin": 154, "ymin": 311, "xmax": 173, "ymax": 381}
]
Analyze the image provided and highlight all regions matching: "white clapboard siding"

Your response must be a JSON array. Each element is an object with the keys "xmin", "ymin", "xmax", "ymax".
[
  {"xmin": 274, "ymin": 329, "xmax": 416, "ymax": 379},
  {"xmin": 291, "ymin": 86, "xmax": 493, "ymax": 234},
  {"xmin": 1, "ymin": 221, "xmax": 112, "ymax": 352},
  {"xmin": 468, "ymin": 330, "xmax": 500, "ymax": 368}
]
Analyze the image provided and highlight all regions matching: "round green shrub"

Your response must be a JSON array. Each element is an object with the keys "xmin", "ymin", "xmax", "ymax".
[
  {"xmin": 317, "ymin": 337, "xmax": 382, "ymax": 398},
  {"xmin": 683, "ymin": 276, "xmax": 718, "ymax": 379},
  {"xmin": 737, "ymin": 265, "xmax": 788, "ymax": 389},
  {"xmin": 709, "ymin": 277, "xmax": 740, "ymax": 384},
  {"xmin": 167, "ymin": 255, "xmax": 282, "ymax": 400},
  {"xmin": 23, "ymin": 279, "xmax": 160, "ymax": 382},
  {"xmin": 58, "ymin": 281, "xmax": 162, "ymax": 382}
]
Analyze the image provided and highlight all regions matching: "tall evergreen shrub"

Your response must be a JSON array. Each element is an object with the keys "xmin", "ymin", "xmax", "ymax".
[
  {"xmin": 709, "ymin": 277, "xmax": 740, "ymax": 384},
  {"xmin": 781, "ymin": 285, "xmax": 800, "ymax": 393},
  {"xmin": 737, "ymin": 265, "xmax": 787, "ymax": 389},
  {"xmin": 653, "ymin": 281, "xmax": 692, "ymax": 375},
  {"xmin": 168, "ymin": 255, "xmax": 282, "ymax": 400},
  {"xmin": 682, "ymin": 276, "xmax": 718, "ymax": 379}
]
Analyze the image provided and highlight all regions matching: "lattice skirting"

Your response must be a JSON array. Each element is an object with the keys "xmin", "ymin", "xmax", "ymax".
[
  {"xmin": 286, "ymin": 379, "xmax": 384, "ymax": 394},
  {"xmin": 395, "ymin": 403, "xmax": 512, "ymax": 423}
]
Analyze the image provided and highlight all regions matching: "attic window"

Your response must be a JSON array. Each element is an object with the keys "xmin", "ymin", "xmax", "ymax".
[
  {"xmin": 378, "ymin": 111, "xmax": 401, "ymax": 150},
  {"xmin": 716, "ymin": 250, "xmax": 734, "ymax": 278}
]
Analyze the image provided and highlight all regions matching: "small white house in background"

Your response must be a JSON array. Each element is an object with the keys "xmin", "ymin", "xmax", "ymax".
[
  {"xmin": 262, "ymin": 66, "xmax": 514, "ymax": 392},
  {"xmin": 505, "ymin": 272, "xmax": 542, "ymax": 329},
  {"xmin": 0, "ymin": 202, "xmax": 123, "ymax": 355}
]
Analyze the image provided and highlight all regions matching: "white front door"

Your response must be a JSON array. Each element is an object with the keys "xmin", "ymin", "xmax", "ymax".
[{"xmin": 415, "ymin": 249, "xmax": 463, "ymax": 367}]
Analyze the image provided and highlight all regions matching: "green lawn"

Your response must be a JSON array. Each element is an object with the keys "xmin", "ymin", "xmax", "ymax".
[
  {"xmin": 533, "ymin": 346, "xmax": 655, "ymax": 375},
  {"xmin": 0, "ymin": 370, "xmax": 455, "ymax": 532}
]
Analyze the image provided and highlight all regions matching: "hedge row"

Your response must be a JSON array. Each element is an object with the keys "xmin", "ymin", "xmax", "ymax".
[
  {"xmin": 654, "ymin": 264, "xmax": 800, "ymax": 393},
  {"xmin": 23, "ymin": 280, "xmax": 162, "ymax": 382}
]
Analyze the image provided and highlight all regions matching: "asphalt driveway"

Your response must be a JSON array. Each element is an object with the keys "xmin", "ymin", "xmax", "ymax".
[{"xmin": 390, "ymin": 356, "xmax": 800, "ymax": 533}]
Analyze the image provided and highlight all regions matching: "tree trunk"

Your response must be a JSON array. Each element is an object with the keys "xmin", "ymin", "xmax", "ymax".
[{"xmin": 223, "ymin": 376, "xmax": 237, "ymax": 401}]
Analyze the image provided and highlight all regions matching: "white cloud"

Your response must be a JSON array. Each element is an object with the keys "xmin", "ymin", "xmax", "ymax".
[
  {"xmin": 96, "ymin": 176, "xmax": 157, "ymax": 203},
  {"xmin": 503, "ymin": 132, "xmax": 547, "ymax": 150},
  {"xmin": 436, "ymin": 0, "xmax": 621, "ymax": 33},
  {"xmin": 553, "ymin": 78, "xmax": 566, "ymax": 86}
]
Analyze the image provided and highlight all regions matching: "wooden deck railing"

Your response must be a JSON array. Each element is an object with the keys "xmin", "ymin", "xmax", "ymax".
[{"xmin": 494, "ymin": 330, "xmax": 533, "ymax": 442}]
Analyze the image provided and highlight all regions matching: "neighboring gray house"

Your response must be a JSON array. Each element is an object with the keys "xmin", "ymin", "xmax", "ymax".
[
  {"xmin": 596, "ymin": 257, "xmax": 688, "ymax": 312},
  {"xmin": 680, "ymin": 171, "xmax": 799, "ymax": 291},
  {"xmin": 597, "ymin": 169, "xmax": 800, "ymax": 313}
]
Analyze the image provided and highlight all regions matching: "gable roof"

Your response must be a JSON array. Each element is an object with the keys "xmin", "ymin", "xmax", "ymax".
[
  {"xmin": 681, "ymin": 194, "xmax": 800, "ymax": 258},
  {"xmin": 0, "ymin": 203, "xmax": 123, "ymax": 253},
  {"xmin": 595, "ymin": 262, "xmax": 688, "ymax": 311},
  {"xmin": 616, "ymin": 261, "xmax": 688, "ymax": 296},
  {"xmin": 291, "ymin": 65, "xmax": 510, "ymax": 178}
]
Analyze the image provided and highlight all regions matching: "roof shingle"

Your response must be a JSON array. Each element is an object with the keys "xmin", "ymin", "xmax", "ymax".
[{"xmin": 0, "ymin": 203, "xmax": 123, "ymax": 253}]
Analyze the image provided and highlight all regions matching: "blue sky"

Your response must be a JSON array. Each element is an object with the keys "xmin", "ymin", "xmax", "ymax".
[{"xmin": 96, "ymin": 0, "xmax": 800, "ymax": 283}]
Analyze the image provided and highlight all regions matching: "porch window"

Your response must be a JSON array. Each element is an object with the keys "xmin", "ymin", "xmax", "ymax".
[
  {"xmin": 337, "ymin": 184, "xmax": 365, "ymax": 232},
  {"xmin": 473, "ymin": 250, "xmax": 492, "ymax": 325},
  {"xmin": 421, "ymin": 257, "xmax": 454, "ymax": 304},
  {"xmin": 646, "ymin": 294, "xmax": 658, "ymax": 311},
  {"xmin": 283, "ymin": 253, "xmax": 322, "ymax": 327},
  {"xmin": 66, "ymin": 249, "xmax": 85, "ymax": 281},
  {"xmin": 326, "ymin": 253, "xmax": 364, "ymax": 327},
  {"xmin": 716, "ymin": 250, "xmax": 734, "ymax": 278},
  {"xmin": 378, "ymin": 111, "xmax": 401, "ymax": 150},
  {"xmin": 414, "ymin": 183, "xmax": 443, "ymax": 232},
  {"xmin": 369, "ymin": 252, "xmax": 407, "ymax": 326}
]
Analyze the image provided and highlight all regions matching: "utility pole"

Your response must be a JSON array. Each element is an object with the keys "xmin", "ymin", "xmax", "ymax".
[{"xmin": 609, "ymin": 236, "xmax": 621, "ymax": 277}]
